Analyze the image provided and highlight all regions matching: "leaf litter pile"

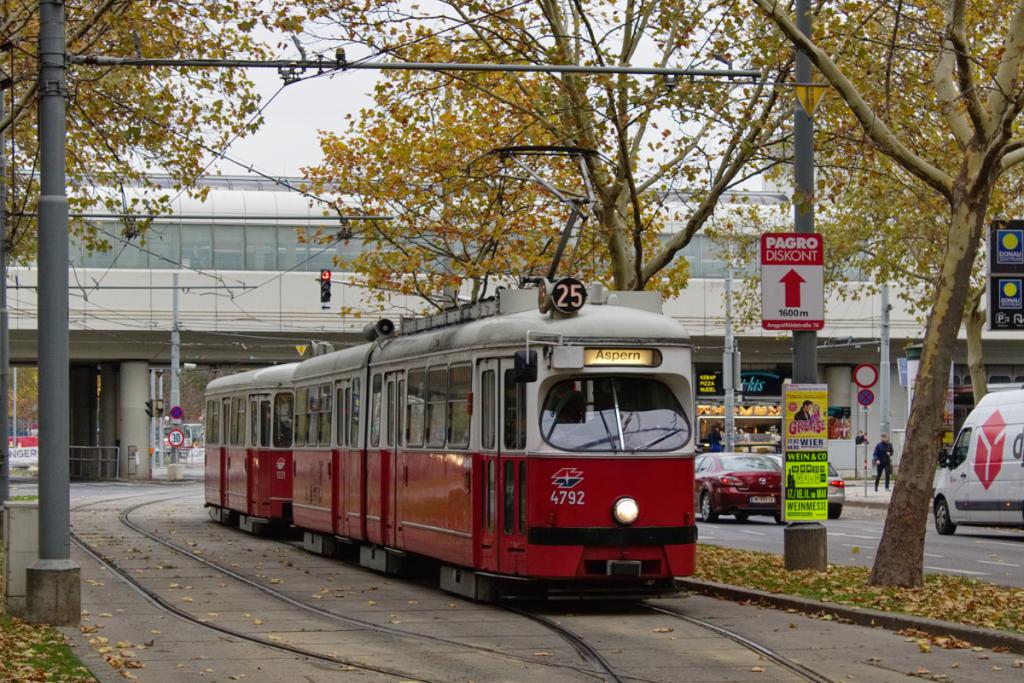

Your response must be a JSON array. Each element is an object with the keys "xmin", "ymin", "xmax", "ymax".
[
  {"xmin": 1, "ymin": 543, "xmax": 95, "ymax": 681},
  {"xmin": 697, "ymin": 545, "xmax": 1024, "ymax": 634}
]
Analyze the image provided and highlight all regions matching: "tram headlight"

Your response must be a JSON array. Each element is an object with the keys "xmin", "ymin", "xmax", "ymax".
[{"xmin": 612, "ymin": 497, "xmax": 639, "ymax": 526}]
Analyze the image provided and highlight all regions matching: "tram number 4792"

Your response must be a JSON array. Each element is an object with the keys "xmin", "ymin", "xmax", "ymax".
[{"xmin": 550, "ymin": 490, "xmax": 586, "ymax": 505}]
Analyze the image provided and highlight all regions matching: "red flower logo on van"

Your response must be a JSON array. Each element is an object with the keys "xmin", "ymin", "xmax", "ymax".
[{"xmin": 975, "ymin": 410, "xmax": 1007, "ymax": 490}]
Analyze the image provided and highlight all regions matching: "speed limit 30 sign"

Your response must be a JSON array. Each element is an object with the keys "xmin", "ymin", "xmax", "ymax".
[{"xmin": 167, "ymin": 427, "xmax": 186, "ymax": 448}]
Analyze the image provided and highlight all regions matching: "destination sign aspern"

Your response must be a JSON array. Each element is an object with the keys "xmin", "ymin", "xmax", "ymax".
[{"xmin": 583, "ymin": 348, "xmax": 659, "ymax": 366}]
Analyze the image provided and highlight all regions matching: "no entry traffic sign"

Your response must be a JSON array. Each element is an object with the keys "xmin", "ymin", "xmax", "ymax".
[
  {"xmin": 853, "ymin": 363, "xmax": 878, "ymax": 388},
  {"xmin": 760, "ymin": 232, "xmax": 825, "ymax": 331}
]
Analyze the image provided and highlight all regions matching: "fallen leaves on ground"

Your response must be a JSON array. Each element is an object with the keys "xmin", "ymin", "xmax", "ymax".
[
  {"xmin": 0, "ymin": 615, "xmax": 96, "ymax": 682},
  {"xmin": 696, "ymin": 545, "xmax": 1024, "ymax": 635}
]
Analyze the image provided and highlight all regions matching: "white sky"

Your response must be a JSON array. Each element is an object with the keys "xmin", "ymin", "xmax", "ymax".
[{"xmin": 216, "ymin": 63, "xmax": 380, "ymax": 179}]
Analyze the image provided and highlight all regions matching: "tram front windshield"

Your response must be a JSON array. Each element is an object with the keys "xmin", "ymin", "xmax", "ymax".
[{"xmin": 541, "ymin": 377, "xmax": 690, "ymax": 452}]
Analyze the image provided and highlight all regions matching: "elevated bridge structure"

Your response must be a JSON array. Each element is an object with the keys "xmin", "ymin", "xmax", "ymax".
[{"xmin": 8, "ymin": 176, "xmax": 1022, "ymax": 479}]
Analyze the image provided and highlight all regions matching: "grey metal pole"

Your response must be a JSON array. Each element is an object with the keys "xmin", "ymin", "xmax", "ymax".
[
  {"xmin": 792, "ymin": 0, "xmax": 817, "ymax": 385},
  {"xmin": 157, "ymin": 371, "xmax": 165, "ymax": 469},
  {"xmin": 28, "ymin": 0, "xmax": 80, "ymax": 626},
  {"xmin": 0, "ymin": 63, "xmax": 8, "ymax": 506},
  {"xmin": 149, "ymin": 368, "xmax": 156, "ymax": 472},
  {"xmin": 724, "ymin": 262, "xmax": 735, "ymax": 451},
  {"xmin": 879, "ymin": 283, "xmax": 891, "ymax": 438},
  {"xmin": 37, "ymin": 0, "xmax": 71, "ymax": 562},
  {"xmin": 12, "ymin": 366, "xmax": 16, "ymax": 448},
  {"xmin": 170, "ymin": 274, "xmax": 180, "ymax": 464},
  {"xmin": 784, "ymin": 0, "xmax": 826, "ymax": 571}
]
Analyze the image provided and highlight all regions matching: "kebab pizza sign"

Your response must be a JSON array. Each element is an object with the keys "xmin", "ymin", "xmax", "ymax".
[{"xmin": 761, "ymin": 233, "xmax": 825, "ymax": 331}]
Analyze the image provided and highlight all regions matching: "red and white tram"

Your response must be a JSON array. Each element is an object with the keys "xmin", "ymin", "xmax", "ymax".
[{"xmin": 205, "ymin": 285, "xmax": 697, "ymax": 597}]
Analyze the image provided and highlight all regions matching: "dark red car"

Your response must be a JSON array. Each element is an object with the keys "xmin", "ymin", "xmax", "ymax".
[{"xmin": 695, "ymin": 453, "xmax": 782, "ymax": 523}]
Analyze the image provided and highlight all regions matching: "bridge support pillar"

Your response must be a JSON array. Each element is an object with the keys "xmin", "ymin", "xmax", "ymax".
[
  {"xmin": 99, "ymin": 363, "xmax": 118, "ymax": 451},
  {"xmin": 118, "ymin": 361, "xmax": 150, "ymax": 480},
  {"xmin": 69, "ymin": 365, "xmax": 97, "ymax": 447}
]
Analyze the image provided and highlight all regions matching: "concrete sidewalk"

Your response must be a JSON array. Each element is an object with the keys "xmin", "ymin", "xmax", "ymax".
[{"xmin": 841, "ymin": 478, "xmax": 894, "ymax": 509}]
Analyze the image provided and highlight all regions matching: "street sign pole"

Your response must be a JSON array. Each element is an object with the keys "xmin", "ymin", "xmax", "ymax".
[{"xmin": 784, "ymin": 0, "xmax": 826, "ymax": 572}]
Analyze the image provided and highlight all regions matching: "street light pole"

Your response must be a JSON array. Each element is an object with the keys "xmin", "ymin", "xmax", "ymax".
[{"xmin": 27, "ymin": 0, "xmax": 80, "ymax": 625}]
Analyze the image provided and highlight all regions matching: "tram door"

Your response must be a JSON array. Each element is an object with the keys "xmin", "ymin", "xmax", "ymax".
[
  {"xmin": 248, "ymin": 395, "xmax": 263, "ymax": 515},
  {"xmin": 478, "ymin": 359, "xmax": 528, "ymax": 575},
  {"xmin": 478, "ymin": 360, "xmax": 500, "ymax": 572}
]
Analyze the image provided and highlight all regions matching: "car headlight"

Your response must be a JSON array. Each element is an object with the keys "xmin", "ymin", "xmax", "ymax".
[{"xmin": 612, "ymin": 497, "xmax": 639, "ymax": 525}]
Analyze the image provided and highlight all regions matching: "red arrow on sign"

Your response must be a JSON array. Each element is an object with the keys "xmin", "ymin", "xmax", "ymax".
[{"xmin": 780, "ymin": 269, "xmax": 806, "ymax": 307}]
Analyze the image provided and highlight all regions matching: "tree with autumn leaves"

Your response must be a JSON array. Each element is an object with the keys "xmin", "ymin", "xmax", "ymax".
[
  {"xmin": 289, "ymin": 0, "xmax": 793, "ymax": 305},
  {"xmin": 1, "ymin": 1, "xmax": 269, "ymax": 261},
  {"xmin": 755, "ymin": 0, "xmax": 1024, "ymax": 587}
]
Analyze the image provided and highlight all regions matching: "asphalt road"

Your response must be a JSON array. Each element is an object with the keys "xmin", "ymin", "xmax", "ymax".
[{"xmin": 698, "ymin": 505, "xmax": 1024, "ymax": 588}]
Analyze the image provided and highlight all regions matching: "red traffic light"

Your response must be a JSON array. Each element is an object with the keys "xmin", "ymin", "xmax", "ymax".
[{"xmin": 320, "ymin": 269, "xmax": 332, "ymax": 282}]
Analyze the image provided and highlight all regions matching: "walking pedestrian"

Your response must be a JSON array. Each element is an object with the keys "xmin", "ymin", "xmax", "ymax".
[{"xmin": 873, "ymin": 433, "xmax": 894, "ymax": 492}]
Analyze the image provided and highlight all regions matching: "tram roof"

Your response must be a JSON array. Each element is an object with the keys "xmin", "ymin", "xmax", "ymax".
[
  {"xmin": 290, "ymin": 293, "xmax": 689, "ymax": 380},
  {"xmin": 206, "ymin": 362, "xmax": 298, "ymax": 394}
]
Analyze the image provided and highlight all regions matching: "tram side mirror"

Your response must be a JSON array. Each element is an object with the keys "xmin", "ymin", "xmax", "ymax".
[
  {"xmin": 513, "ymin": 350, "xmax": 538, "ymax": 383},
  {"xmin": 937, "ymin": 447, "xmax": 949, "ymax": 469}
]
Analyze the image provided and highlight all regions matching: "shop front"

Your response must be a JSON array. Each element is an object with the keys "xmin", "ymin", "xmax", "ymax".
[{"xmin": 695, "ymin": 365, "xmax": 789, "ymax": 453}]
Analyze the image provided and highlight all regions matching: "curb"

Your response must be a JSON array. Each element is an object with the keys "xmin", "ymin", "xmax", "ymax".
[
  {"xmin": 676, "ymin": 578, "xmax": 1024, "ymax": 655},
  {"xmin": 841, "ymin": 499, "xmax": 890, "ymax": 510}
]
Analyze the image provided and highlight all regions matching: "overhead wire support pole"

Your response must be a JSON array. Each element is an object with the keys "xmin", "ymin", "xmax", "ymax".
[
  {"xmin": 28, "ymin": 0, "xmax": 80, "ymax": 625},
  {"xmin": 68, "ymin": 54, "xmax": 763, "ymax": 81}
]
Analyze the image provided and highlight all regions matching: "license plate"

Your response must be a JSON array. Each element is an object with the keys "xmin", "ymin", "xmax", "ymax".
[{"xmin": 749, "ymin": 496, "xmax": 775, "ymax": 504}]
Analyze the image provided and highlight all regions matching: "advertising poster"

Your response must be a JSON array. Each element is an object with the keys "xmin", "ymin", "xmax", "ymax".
[
  {"xmin": 783, "ymin": 384, "xmax": 828, "ymax": 451},
  {"xmin": 784, "ymin": 383, "xmax": 828, "ymax": 522},
  {"xmin": 827, "ymin": 406, "xmax": 851, "ymax": 440},
  {"xmin": 784, "ymin": 451, "xmax": 829, "ymax": 520}
]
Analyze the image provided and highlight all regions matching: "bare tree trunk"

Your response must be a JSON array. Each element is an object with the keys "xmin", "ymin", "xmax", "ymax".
[
  {"xmin": 869, "ymin": 171, "xmax": 990, "ymax": 587},
  {"xmin": 964, "ymin": 289, "xmax": 987, "ymax": 405}
]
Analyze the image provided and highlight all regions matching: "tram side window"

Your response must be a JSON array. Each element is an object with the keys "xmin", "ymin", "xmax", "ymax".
[
  {"xmin": 222, "ymin": 398, "xmax": 231, "ymax": 445},
  {"xmin": 481, "ymin": 370, "xmax": 495, "ymax": 450},
  {"xmin": 448, "ymin": 364, "xmax": 471, "ymax": 449},
  {"xmin": 260, "ymin": 397, "xmax": 272, "ymax": 447},
  {"xmin": 503, "ymin": 370, "xmax": 527, "ymax": 450},
  {"xmin": 318, "ymin": 384, "xmax": 332, "ymax": 446},
  {"xmin": 295, "ymin": 387, "xmax": 308, "ymax": 447},
  {"xmin": 386, "ymin": 380, "xmax": 396, "ymax": 447},
  {"xmin": 336, "ymin": 385, "xmax": 347, "ymax": 447},
  {"xmin": 307, "ymin": 387, "xmax": 321, "ymax": 446},
  {"xmin": 406, "ymin": 369, "xmax": 425, "ymax": 447},
  {"xmin": 207, "ymin": 400, "xmax": 220, "ymax": 445},
  {"xmin": 370, "ymin": 374, "xmax": 382, "ymax": 447},
  {"xmin": 250, "ymin": 399, "xmax": 259, "ymax": 447},
  {"xmin": 274, "ymin": 393, "xmax": 294, "ymax": 447},
  {"xmin": 425, "ymin": 366, "xmax": 448, "ymax": 448},
  {"xmin": 397, "ymin": 379, "xmax": 405, "ymax": 448},
  {"xmin": 232, "ymin": 397, "xmax": 245, "ymax": 446},
  {"xmin": 350, "ymin": 379, "xmax": 361, "ymax": 447}
]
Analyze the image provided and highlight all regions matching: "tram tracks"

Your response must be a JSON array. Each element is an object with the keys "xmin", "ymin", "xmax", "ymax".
[
  {"xmin": 645, "ymin": 604, "xmax": 833, "ymax": 683},
  {"xmin": 77, "ymin": 493, "xmax": 609, "ymax": 681},
  {"xmin": 77, "ymin": 491, "xmax": 834, "ymax": 683}
]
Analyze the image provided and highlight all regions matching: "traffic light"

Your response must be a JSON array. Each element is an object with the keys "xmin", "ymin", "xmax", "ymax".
[
  {"xmin": 145, "ymin": 399, "xmax": 165, "ymax": 418},
  {"xmin": 320, "ymin": 269, "xmax": 332, "ymax": 304}
]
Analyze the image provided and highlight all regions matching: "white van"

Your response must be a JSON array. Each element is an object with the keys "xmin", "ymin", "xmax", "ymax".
[{"xmin": 932, "ymin": 389, "xmax": 1024, "ymax": 534}]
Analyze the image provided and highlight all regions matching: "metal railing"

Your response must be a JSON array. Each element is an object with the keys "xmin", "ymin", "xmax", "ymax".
[{"xmin": 69, "ymin": 446, "xmax": 120, "ymax": 481}]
